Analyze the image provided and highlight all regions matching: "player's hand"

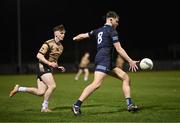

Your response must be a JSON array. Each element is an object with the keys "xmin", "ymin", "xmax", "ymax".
[
  {"xmin": 58, "ymin": 66, "xmax": 66, "ymax": 72},
  {"xmin": 73, "ymin": 36, "xmax": 79, "ymax": 41},
  {"xmin": 129, "ymin": 60, "xmax": 139, "ymax": 72},
  {"xmin": 73, "ymin": 33, "xmax": 89, "ymax": 41},
  {"xmin": 48, "ymin": 62, "xmax": 58, "ymax": 68}
]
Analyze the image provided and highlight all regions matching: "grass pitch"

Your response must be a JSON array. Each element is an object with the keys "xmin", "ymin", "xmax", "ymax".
[{"xmin": 0, "ymin": 71, "xmax": 180, "ymax": 122}]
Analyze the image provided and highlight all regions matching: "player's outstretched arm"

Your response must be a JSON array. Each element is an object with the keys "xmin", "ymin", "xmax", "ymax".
[{"xmin": 73, "ymin": 33, "xmax": 89, "ymax": 41}]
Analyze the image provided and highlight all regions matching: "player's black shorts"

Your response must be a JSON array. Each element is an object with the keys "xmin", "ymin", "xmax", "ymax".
[
  {"xmin": 79, "ymin": 67, "xmax": 88, "ymax": 71},
  {"xmin": 36, "ymin": 62, "xmax": 52, "ymax": 81}
]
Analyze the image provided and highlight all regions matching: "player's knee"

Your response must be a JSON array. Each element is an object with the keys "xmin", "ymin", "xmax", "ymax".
[
  {"xmin": 123, "ymin": 73, "xmax": 130, "ymax": 82},
  {"xmin": 37, "ymin": 90, "xmax": 45, "ymax": 96},
  {"xmin": 49, "ymin": 85, "xmax": 56, "ymax": 90},
  {"xmin": 122, "ymin": 74, "xmax": 131, "ymax": 87},
  {"xmin": 47, "ymin": 84, "xmax": 56, "ymax": 91},
  {"xmin": 51, "ymin": 84, "xmax": 56, "ymax": 90}
]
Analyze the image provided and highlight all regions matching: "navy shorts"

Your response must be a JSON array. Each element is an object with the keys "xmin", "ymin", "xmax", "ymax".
[
  {"xmin": 95, "ymin": 63, "xmax": 116, "ymax": 74},
  {"xmin": 94, "ymin": 48, "xmax": 116, "ymax": 73}
]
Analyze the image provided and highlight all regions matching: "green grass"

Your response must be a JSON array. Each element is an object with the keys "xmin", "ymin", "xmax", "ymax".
[{"xmin": 0, "ymin": 71, "xmax": 180, "ymax": 122}]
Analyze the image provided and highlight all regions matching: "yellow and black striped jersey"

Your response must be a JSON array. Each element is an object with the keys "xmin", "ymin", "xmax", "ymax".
[{"xmin": 38, "ymin": 39, "xmax": 63, "ymax": 63}]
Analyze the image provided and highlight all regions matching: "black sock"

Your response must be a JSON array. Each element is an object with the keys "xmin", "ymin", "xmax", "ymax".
[
  {"xmin": 126, "ymin": 97, "xmax": 133, "ymax": 107},
  {"xmin": 74, "ymin": 100, "xmax": 82, "ymax": 107}
]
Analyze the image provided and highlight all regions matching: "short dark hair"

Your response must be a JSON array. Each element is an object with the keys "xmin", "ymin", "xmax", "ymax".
[
  {"xmin": 53, "ymin": 24, "xmax": 65, "ymax": 32},
  {"xmin": 106, "ymin": 11, "xmax": 119, "ymax": 19}
]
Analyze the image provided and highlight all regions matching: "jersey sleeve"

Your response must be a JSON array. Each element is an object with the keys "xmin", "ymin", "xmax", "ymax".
[
  {"xmin": 110, "ymin": 30, "xmax": 119, "ymax": 43},
  {"xmin": 38, "ymin": 43, "xmax": 49, "ymax": 55},
  {"xmin": 88, "ymin": 29, "xmax": 96, "ymax": 38}
]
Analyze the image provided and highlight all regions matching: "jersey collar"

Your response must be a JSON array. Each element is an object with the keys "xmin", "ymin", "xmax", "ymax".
[{"xmin": 104, "ymin": 24, "xmax": 112, "ymax": 27}]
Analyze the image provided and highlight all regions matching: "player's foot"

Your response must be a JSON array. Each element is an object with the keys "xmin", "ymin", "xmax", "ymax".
[
  {"xmin": 75, "ymin": 77, "xmax": 78, "ymax": 80},
  {"xmin": 71, "ymin": 105, "xmax": 81, "ymax": 116},
  {"xmin": 41, "ymin": 108, "xmax": 52, "ymax": 112},
  {"xmin": 84, "ymin": 78, "xmax": 88, "ymax": 81},
  {"xmin": 127, "ymin": 104, "xmax": 140, "ymax": 112},
  {"xmin": 9, "ymin": 84, "xmax": 19, "ymax": 97}
]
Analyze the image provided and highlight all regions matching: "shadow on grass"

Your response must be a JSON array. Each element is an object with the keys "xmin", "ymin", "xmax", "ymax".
[
  {"xmin": 24, "ymin": 109, "xmax": 38, "ymax": 112},
  {"xmin": 52, "ymin": 104, "xmax": 103, "ymax": 111},
  {"xmin": 88, "ymin": 110, "xmax": 123, "ymax": 116},
  {"xmin": 139, "ymin": 104, "xmax": 177, "ymax": 111},
  {"xmin": 88, "ymin": 104, "xmax": 162, "ymax": 115},
  {"xmin": 23, "ymin": 104, "xmax": 103, "ymax": 112},
  {"xmin": 23, "ymin": 104, "xmax": 164, "ymax": 113},
  {"xmin": 138, "ymin": 104, "xmax": 161, "ymax": 110}
]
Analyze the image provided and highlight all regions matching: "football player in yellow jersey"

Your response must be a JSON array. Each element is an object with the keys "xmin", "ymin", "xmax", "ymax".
[
  {"xmin": 9, "ymin": 25, "xmax": 65, "ymax": 112},
  {"xmin": 75, "ymin": 52, "xmax": 90, "ymax": 81}
]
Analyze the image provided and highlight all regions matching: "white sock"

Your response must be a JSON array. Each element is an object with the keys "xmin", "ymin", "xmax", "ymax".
[
  {"xmin": 84, "ymin": 77, "xmax": 88, "ymax": 81},
  {"xmin": 42, "ymin": 100, "xmax": 49, "ymax": 109},
  {"xmin": 18, "ymin": 87, "xmax": 27, "ymax": 92},
  {"xmin": 75, "ymin": 76, "xmax": 78, "ymax": 80}
]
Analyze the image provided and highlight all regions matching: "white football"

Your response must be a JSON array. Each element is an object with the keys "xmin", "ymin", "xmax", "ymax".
[{"xmin": 140, "ymin": 58, "xmax": 153, "ymax": 70}]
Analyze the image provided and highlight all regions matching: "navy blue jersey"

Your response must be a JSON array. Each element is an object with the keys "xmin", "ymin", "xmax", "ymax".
[{"xmin": 88, "ymin": 24, "xmax": 119, "ymax": 73}]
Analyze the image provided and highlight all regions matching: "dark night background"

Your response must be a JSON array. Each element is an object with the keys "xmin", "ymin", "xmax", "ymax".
[{"xmin": 1, "ymin": 0, "xmax": 180, "ymax": 65}]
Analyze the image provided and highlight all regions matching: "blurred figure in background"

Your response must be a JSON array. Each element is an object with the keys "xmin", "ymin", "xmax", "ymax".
[
  {"xmin": 75, "ymin": 52, "xmax": 90, "ymax": 81},
  {"xmin": 116, "ymin": 55, "xmax": 125, "ymax": 69}
]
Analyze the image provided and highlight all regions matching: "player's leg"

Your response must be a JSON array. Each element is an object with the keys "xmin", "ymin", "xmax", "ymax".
[
  {"xmin": 40, "ymin": 73, "xmax": 56, "ymax": 112},
  {"xmin": 27, "ymin": 79, "xmax": 47, "ymax": 96},
  {"xmin": 9, "ymin": 79, "xmax": 47, "ymax": 97},
  {"xmin": 75, "ymin": 69, "xmax": 83, "ymax": 80},
  {"xmin": 112, "ymin": 67, "xmax": 131, "ymax": 97},
  {"xmin": 83, "ymin": 68, "xmax": 89, "ymax": 81},
  {"xmin": 79, "ymin": 71, "xmax": 106, "ymax": 101},
  {"xmin": 112, "ymin": 67, "xmax": 139, "ymax": 112},
  {"xmin": 72, "ymin": 71, "xmax": 107, "ymax": 115}
]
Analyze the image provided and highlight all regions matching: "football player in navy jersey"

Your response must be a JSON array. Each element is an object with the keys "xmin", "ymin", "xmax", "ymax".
[{"xmin": 72, "ymin": 11, "xmax": 140, "ymax": 116}]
